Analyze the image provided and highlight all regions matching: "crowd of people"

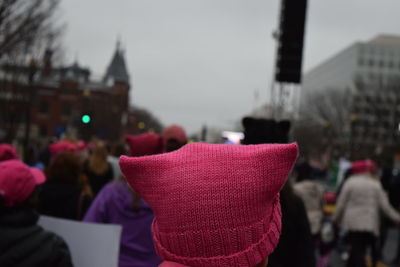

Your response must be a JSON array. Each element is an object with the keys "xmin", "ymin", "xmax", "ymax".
[{"xmin": 1, "ymin": 118, "xmax": 400, "ymax": 267}]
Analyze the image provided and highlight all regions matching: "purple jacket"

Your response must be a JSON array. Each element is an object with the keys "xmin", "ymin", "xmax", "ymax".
[{"xmin": 84, "ymin": 181, "xmax": 161, "ymax": 267}]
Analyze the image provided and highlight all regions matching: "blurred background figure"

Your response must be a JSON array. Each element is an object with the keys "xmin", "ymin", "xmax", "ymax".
[
  {"xmin": 162, "ymin": 124, "xmax": 188, "ymax": 152},
  {"xmin": 38, "ymin": 152, "xmax": 92, "ymax": 220},
  {"xmin": 107, "ymin": 142, "xmax": 127, "ymax": 181},
  {"xmin": 84, "ymin": 133, "xmax": 163, "ymax": 267},
  {"xmin": 83, "ymin": 141, "xmax": 114, "ymax": 196},
  {"xmin": 333, "ymin": 160, "xmax": 400, "ymax": 267},
  {"xmin": 0, "ymin": 160, "xmax": 73, "ymax": 267},
  {"xmin": 294, "ymin": 161, "xmax": 325, "ymax": 265},
  {"xmin": 241, "ymin": 117, "xmax": 316, "ymax": 267}
]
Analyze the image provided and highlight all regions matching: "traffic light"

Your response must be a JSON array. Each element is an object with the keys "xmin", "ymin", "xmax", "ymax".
[{"xmin": 81, "ymin": 114, "xmax": 91, "ymax": 124}]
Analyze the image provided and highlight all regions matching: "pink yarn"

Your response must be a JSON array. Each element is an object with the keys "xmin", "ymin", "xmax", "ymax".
[
  {"xmin": 49, "ymin": 141, "xmax": 78, "ymax": 157},
  {"xmin": 120, "ymin": 142, "xmax": 298, "ymax": 267},
  {"xmin": 125, "ymin": 133, "xmax": 163, "ymax": 157},
  {"xmin": 162, "ymin": 125, "xmax": 187, "ymax": 144},
  {"xmin": 351, "ymin": 159, "xmax": 377, "ymax": 175},
  {"xmin": 0, "ymin": 144, "xmax": 18, "ymax": 161}
]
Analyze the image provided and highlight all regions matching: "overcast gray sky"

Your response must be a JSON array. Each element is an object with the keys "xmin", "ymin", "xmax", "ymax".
[{"xmin": 60, "ymin": 0, "xmax": 400, "ymax": 134}]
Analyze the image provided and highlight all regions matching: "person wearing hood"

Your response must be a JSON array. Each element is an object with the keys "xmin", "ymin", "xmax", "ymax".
[
  {"xmin": 84, "ymin": 133, "xmax": 163, "ymax": 267},
  {"xmin": 0, "ymin": 160, "xmax": 73, "ymax": 267},
  {"xmin": 38, "ymin": 152, "xmax": 92, "ymax": 220}
]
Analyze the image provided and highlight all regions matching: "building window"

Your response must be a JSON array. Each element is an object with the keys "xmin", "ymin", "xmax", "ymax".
[
  {"xmin": 379, "ymin": 61, "xmax": 384, "ymax": 68},
  {"xmin": 39, "ymin": 124, "xmax": 47, "ymax": 137},
  {"xmin": 38, "ymin": 100, "xmax": 49, "ymax": 114},
  {"xmin": 62, "ymin": 103, "xmax": 71, "ymax": 117},
  {"xmin": 369, "ymin": 60, "xmax": 375, "ymax": 67}
]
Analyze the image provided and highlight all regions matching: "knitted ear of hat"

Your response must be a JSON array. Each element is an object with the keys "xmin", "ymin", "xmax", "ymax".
[{"xmin": 120, "ymin": 142, "xmax": 298, "ymax": 267}]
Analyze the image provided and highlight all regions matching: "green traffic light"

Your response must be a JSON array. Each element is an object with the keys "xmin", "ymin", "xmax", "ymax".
[{"xmin": 82, "ymin": 114, "xmax": 91, "ymax": 124}]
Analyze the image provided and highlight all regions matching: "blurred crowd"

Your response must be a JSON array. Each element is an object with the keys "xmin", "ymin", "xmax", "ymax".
[{"xmin": 1, "ymin": 118, "xmax": 400, "ymax": 267}]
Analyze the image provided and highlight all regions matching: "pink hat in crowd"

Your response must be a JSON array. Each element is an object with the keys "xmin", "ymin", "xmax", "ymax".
[
  {"xmin": 120, "ymin": 142, "xmax": 298, "ymax": 267},
  {"xmin": 49, "ymin": 141, "xmax": 77, "ymax": 157},
  {"xmin": 162, "ymin": 125, "xmax": 187, "ymax": 144},
  {"xmin": 0, "ymin": 144, "xmax": 18, "ymax": 161},
  {"xmin": 125, "ymin": 133, "xmax": 163, "ymax": 157},
  {"xmin": 351, "ymin": 159, "xmax": 377, "ymax": 175},
  {"xmin": 0, "ymin": 160, "xmax": 45, "ymax": 207}
]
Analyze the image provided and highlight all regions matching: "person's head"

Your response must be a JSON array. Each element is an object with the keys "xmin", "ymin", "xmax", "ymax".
[
  {"xmin": 49, "ymin": 140, "xmax": 78, "ymax": 157},
  {"xmin": 120, "ymin": 142, "xmax": 298, "ymax": 267},
  {"xmin": 47, "ymin": 152, "xmax": 82, "ymax": 183},
  {"xmin": 295, "ymin": 161, "xmax": 314, "ymax": 182},
  {"xmin": 162, "ymin": 125, "xmax": 188, "ymax": 152},
  {"xmin": 351, "ymin": 159, "xmax": 377, "ymax": 176},
  {"xmin": 125, "ymin": 133, "xmax": 163, "ymax": 157},
  {"xmin": 0, "ymin": 160, "xmax": 45, "ymax": 210},
  {"xmin": 242, "ymin": 117, "xmax": 291, "ymax": 145},
  {"xmin": 0, "ymin": 143, "xmax": 18, "ymax": 162},
  {"xmin": 88, "ymin": 141, "xmax": 109, "ymax": 174},
  {"xmin": 110, "ymin": 142, "xmax": 127, "ymax": 158},
  {"xmin": 123, "ymin": 133, "xmax": 164, "ymax": 210}
]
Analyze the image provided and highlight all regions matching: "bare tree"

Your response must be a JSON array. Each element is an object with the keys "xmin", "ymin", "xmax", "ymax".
[{"xmin": 0, "ymin": 0, "xmax": 62, "ymax": 64}]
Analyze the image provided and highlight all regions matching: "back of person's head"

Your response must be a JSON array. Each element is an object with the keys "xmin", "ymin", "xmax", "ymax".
[
  {"xmin": 120, "ymin": 142, "xmax": 298, "ymax": 267},
  {"xmin": 351, "ymin": 159, "xmax": 377, "ymax": 176},
  {"xmin": 47, "ymin": 152, "xmax": 82, "ymax": 183},
  {"xmin": 0, "ymin": 160, "xmax": 45, "ymax": 209},
  {"xmin": 110, "ymin": 142, "xmax": 127, "ymax": 157},
  {"xmin": 123, "ymin": 133, "xmax": 164, "ymax": 211},
  {"xmin": 242, "ymin": 117, "xmax": 291, "ymax": 145},
  {"xmin": 88, "ymin": 141, "xmax": 109, "ymax": 174},
  {"xmin": 125, "ymin": 133, "xmax": 163, "ymax": 157},
  {"xmin": 162, "ymin": 125, "xmax": 188, "ymax": 152},
  {"xmin": 295, "ymin": 161, "xmax": 314, "ymax": 182},
  {"xmin": 0, "ymin": 143, "xmax": 18, "ymax": 162}
]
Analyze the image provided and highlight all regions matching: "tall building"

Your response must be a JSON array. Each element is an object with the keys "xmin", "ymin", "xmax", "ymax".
[
  {"xmin": 0, "ymin": 41, "xmax": 131, "ymax": 142},
  {"xmin": 301, "ymin": 35, "xmax": 400, "ymax": 158},
  {"xmin": 303, "ymin": 35, "xmax": 400, "ymax": 94}
]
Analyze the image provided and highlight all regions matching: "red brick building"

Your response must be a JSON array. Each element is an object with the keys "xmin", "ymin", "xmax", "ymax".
[{"xmin": 0, "ymin": 42, "xmax": 130, "ymax": 142}]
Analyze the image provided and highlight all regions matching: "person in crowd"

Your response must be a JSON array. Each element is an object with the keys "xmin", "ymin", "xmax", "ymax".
[
  {"xmin": 83, "ymin": 141, "xmax": 113, "ymax": 196},
  {"xmin": 241, "ymin": 117, "xmax": 316, "ymax": 267},
  {"xmin": 38, "ymin": 152, "xmax": 92, "ymax": 220},
  {"xmin": 119, "ymin": 142, "xmax": 299, "ymax": 267},
  {"xmin": 84, "ymin": 133, "xmax": 163, "ymax": 267},
  {"xmin": 107, "ymin": 142, "xmax": 127, "ymax": 180},
  {"xmin": 268, "ymin": 183, "xmax": 316, "ymax": 267},
  {"xmin": 0, "ymin": 143, "xmax": 18, "ymax": 162},
  {"xmin": 294, "ymin": 161, "xmax": 325, "ymax": 240},
  {"xmin": 25, "ymin": 144, "xmax": 45, "ymax": 170},
  {"xmin": 162, "ymin": 124, "xmax": 188, "ymax": 152},
  {"xmin": 333, "ymin": 160, "xmax": 400, "ymax": 267},
  {"xmin": 0, "ymin": 160, "xmax": 73, "ymax": 267}
]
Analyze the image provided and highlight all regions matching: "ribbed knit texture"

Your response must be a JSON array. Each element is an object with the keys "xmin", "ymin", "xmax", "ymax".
[{"xmin": 120, "ymin": 143, "xmax": 298, "ymax": 267}]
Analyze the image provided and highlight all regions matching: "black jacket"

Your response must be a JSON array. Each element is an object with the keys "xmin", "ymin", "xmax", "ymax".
[
  {"xmin": 38, "ymin": 182, "xmax": 91, "ymax": 220},
  {"xmin": 0, "ymin": 208, "xmax": 73, "ymax": 267},
  {"xmin": 268, "ymin": 187, "xmax": 316, "ymax": 267}
]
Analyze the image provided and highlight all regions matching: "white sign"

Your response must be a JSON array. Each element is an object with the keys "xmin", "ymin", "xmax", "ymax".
[{"xmin": 38, "ymin": 216, "xmax": 122, "ymax": 267}]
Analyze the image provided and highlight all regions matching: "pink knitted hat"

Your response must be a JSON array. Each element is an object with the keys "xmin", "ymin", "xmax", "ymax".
[
  {"xmin": 125, "ymin": 133, "xmax": 163, "ymax": 157},
  {"xmin": 0, "ymin": 160, "xmax": 46, "ymax": 207},
  {"xmin": 162, "ymin": 125, "xmax": 187, "ymax": 144},
  {"xmin": 49, "ymin": 141, "xmax": 78, "ymax": 157},
  {"xmin": 351, "ymin": 159, "xmax": 377, "ymax": 175},
  {"xmin": 120, "ymin": 142, "xmax": 298, "ymax": 267},
  {"xmin": 0, "ymin": 144, "xmax": 18, "ymax": 162}
]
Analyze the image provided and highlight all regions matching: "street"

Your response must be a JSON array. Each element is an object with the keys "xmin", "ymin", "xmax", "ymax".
[{"xmin": 329, "ymin": 228, "xmax": 400, "ymax": 267}]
